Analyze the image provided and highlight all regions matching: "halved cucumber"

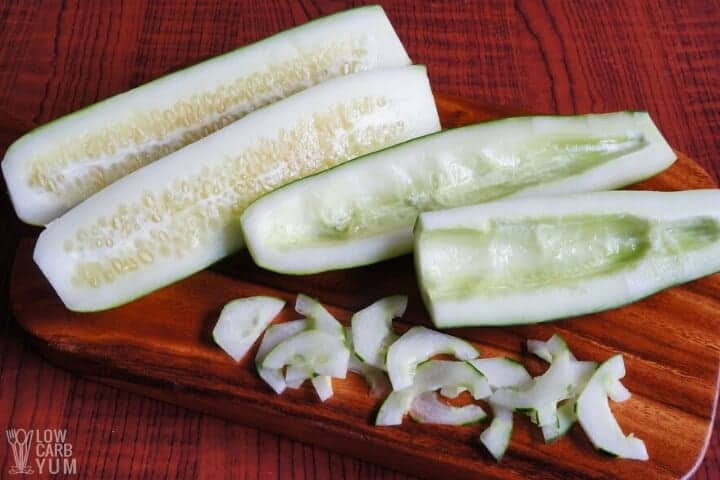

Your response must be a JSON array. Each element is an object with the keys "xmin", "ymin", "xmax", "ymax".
[
  {"xmin": 3, "ymin": 5, "xmax": 411, "ymax": 225},
  {"xmin": 386, "ymin": 326, "xmax": 479, "ymax": 390},
  {"xmin": 262, "ymin": 329, "xmax": 350, "ymax": 378},
  {"xmin": 241, "ymin": 112, "xmax": 675, "ymax": 274},
  {"xmin": 576, "ymin": 355, "xmax": 648, "ymax": 460},
  {"xmin": 34, "ymin": 66, "xmax": 439, "ymax": 312},
  {"xmin": 255, "ymin": 319, "xmax": 307, "ymax": 394},
  {"xmin": 479, "ymin": 404, "xmax": 513, "ymax": 462},
  {"xmin": 212, "ymin": 296, "xmax": 285, "ymax": 361},
  {"xmin": 351, "ymin": 295, "xmax": 406, "ymax": 368},
  {"xmin": 415, "ymin": 190, "xmax": 720, "ymax": 327},
  {"xmin": 409, "ymin": 391, "xmax": 487, "ymax": 425}
]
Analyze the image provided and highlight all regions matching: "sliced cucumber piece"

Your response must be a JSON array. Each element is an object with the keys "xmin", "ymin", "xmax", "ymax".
[
  {"xmin": 409, "ymin": 391, "xmax": 486, "ymax": 425},
  {"xmin": 295, "ymin": 294, "xmax": 344, "ymax": 339},
  {"xmin": 577, "ymin": 355, "xmax": 648, "ymax": 460},
  {"xmin": 34, "ymin": 65, "xmax": 439, "ymax": 312},
  {"xmin": 376, "ymin": 360, "xmax": 491, "ymax": 426},
  {"xmin": 348, "ymin": 353, "xmax": 392, "ymax": 398},
  {"xmin": 468, "ymin": 357, "xmax": 532, "ymax": 389},
  {"xmin": 262, "ymin": 329, "xmax": 350, "ymax": 378},
  {"xmin": 242, "ymin": 112, "xmax": 675, "ymax": 274},
  {"xmin": 415, "ymin": 190, "xmax": 720, "ymax": 327},
  {"xmin": 285, "ymin": 364, "xmax": 313, "ymax": 389},
  {"xmin": 311, "ymin": 375, "xmax": 334, "ymax": 402},
  {"xmin": 527, "ymin": 334, "xmax": 569, "ymax": 362},
  {"xmin": 3, "ymin": 5, "xmax": 411, "ymax": 226},
  {"xmin": 212, "ymin": 296, "xmax": 285, "ymax": 362},
  {"xmin": 351, "ymin": 295, "xmax": 406, "ymax": 368},
  {"xmin": 541, "ymin": 399, "xmax": 577, "ymax": 443},
  {"xmin": 255, "ymin": 319, "xmax": 308, "ymax": 394},
  {"xmin": 479, "ymin": 404, "xmax": 513, "ymax": 462},
  {"xmin": 386, "ymin": 326, "xmax": 479, "ymax": 390}
]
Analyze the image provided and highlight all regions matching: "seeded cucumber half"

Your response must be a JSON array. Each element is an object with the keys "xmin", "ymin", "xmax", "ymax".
[
  {"xmin": 3, "ymin": 5, "xmax": 411, "ymax": 225},
  {"xmin": 240, "ymin": 111, "xmax": 675, "ymax": 274},
  {"xmin": 415, "ymin": 190, "xmax": 720, "ymax": 327},
  {"xmin": 34, "ymin": 66, "xmax": 439, "ymax": 312}
]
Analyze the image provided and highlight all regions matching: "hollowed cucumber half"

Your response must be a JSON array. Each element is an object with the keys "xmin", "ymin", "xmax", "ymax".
[
  {"xmin": 3, "ymin": 5, "xmax": 411, "ymax": 225},
  {"xmin": 241, "ymin": 112, "xmax": 675, "ymax": 274},
  {"xmin": 415, "ymin": 190, "xmax": 720, "ymax": 327},
  {"xmin": 34, "ymin": 66, "xmax": 439, "ymax": 312},
  {"xmin": 351, "ymin": 295, "xmax": 406, "ymax": 369}
]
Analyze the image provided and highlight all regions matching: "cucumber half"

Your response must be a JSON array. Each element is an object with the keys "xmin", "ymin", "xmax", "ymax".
[
  {"xmin": 212, "ymin": 296, "xmax": 285, "ymax": 362},
  {"xmin": 34, "ymin": 66, "xmax": 439, "ymax": 312},
  {"xmin": 3, "ymin": 5, "xmax": 411, "ymax": 225},
  {"xmin": 255, "ymin": 319, "xmax": 308, "ymax": 394},
  {"xmin": 415, "ymin": 190, "xmax": 720, "ymax": 327},
  {"xmin": 241, "ymin": 112, "xmax": 675, "ymax": 274},
  {"xmin": 351, "ymin": 295, "xmax": 406, "ymax": 369}
]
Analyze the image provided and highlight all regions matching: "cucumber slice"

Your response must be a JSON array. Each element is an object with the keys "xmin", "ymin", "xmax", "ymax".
[
  {"xmin": 468, "ymin": 357, "xmax": 532, "ymax": 389},
  {"xmin": 34, "ymin": 65, "xmax": 439, "ymax": 312},
  {"xmin": 242, "ymin": 112, "xmax": 675, "ymax": 274},
  {"xmin": 527, "ymin": 334, "xmax": 570, "ymax": 362},
  {"xmin": 386, "ymin": 326, "xmax": 479, "ymax": 390},
  {"xmin": 415, "ymin": 190, "xmax": 720, "ymax": 327},
  {"xmin": 376, "ymin": 360, "xmax": 491, "ymax": 426},
  {"xmin": 409, "ymin": 391, "xmax": 486, "ymax": 425},
  {"xmin": 262, "ymin": 330, "xmax": 350, "ymax": 378},
  {"xmin": 295, "ymin": 294, "xmax": 344, "ymax": 339},
  {"xmin": 351, "ymin": 295, "xmax": 406, "ymax": 368},
  {"xmin": 212, "ymin": 296, "xmax": 285, "ymax": 361},
  {"xmin": 346, "ymin": 326, "xmax": 392, "ymax": 397},
  {"xmin": 3, "ymin": 5, "xmax": 411, "ymax": 226},
  {"xmin": 479, "ymin": 404, "xmax": 513, "ymax": 462},
  {"xmin": 311, "ymin": 375, "xmax": 334, "ymax": 402},
  {"xmin": 577, "ymin": 355, "xmax": 648, "ymax": 460},
  {"xmin": 541, "ymin": 399, "xmax": 577, "ymax": 443},
  {"xmin": 255, "ymin": 319, "xmax": 307, "ymax": 394},
  {"xmin": 285, "ymin": 364, "xmax": 313, "ymax": 389}
]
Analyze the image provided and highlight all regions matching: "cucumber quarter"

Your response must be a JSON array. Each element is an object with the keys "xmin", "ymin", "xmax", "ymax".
[
  {"xmin": 34, "ymin": 66, "xmax": 440, "ymax": 312},
  {"xmin": 3, "ymin": 5, "xmax": 411, "ymax": 225},
  {"xmin": 241, "ymin": 112, "xmax": 675, "ymax": 274},
  {"xmin": 415, "ymin": 190, "xmax": 720, "ymax": 327}
]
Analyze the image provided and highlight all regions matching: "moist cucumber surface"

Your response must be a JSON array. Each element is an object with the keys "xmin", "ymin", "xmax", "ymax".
[
  {"xmin": 3, "ymin": 5, "xmax": 411, "ymax": 225},
  {"xmin": 351, "ymin": 295, "xmax": 406, "ymax": 368},
  {"xmin": 34, "ymin": 66, "xmax": 439, "ymax": 312},
  {"xmin": 256, "ymin": 319, "xmax": 308, "ymax": 394},
  {"xmin": 415, "ymin": 190, "xmax": 720, "ymax": 327},
  {"xmin": 241, "ymin": 112, "xmax": 676, "ymax": 274},
  {"xmin": 409, "ymin": 391, "xmax": 487, "ymax": 425}
]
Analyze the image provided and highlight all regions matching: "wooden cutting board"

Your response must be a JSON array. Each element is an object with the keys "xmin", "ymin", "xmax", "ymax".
[{"xmin": 10, "ymin": 94, "xmax": 720, "ymax": 480}]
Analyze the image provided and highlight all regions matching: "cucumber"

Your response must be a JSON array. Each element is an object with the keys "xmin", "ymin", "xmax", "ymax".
[
  {"xmin": 241, "ymin": 112, "xmax": 675, "ymax": 274},
  {"xmin": 262, "ymin": 329, "xmax": 350, "ymax": 378},
  {"xmin": 350, "ymin": 295, "xmax": 406, "ymax": 368},
  {"xmin": 34, "ymin": 66, "xmax": 439, "ymax": 312},
  {"xmin": 385, "ymin": 326, "xmax": 479, "ymax": 390},
  {"xmin": 468, "ymin": 358, "xmax": 532, "ymax": 389},
  {"xmin": 311, "ymin": 375, "xmax": 334, "ymax": 402},
  {"xmin": 576, "ymin": 355, "xmax": 648, "ymax": 460},
  {"xmin": 415, "ymin": 190, "xmax": 720, "ymax": 327},
  {"xmin": 212, "ymin": 296, "xmax": 285, "ymax": 361},
  {"xmin": 479, "ymin": 404, "xmax": 513, "ymax": 462},
  {"xmin": 255, "ymin": 319, "xmax": 307, "ymax": 394},
  {"xmin": 527, "ymin": 334, "xmax": 570, "ymax": 363},
  {"xmin": 3, "ymin": 5, "xmax": 411, "ymax": 226},
  {"xmin": 408, "ymin": 391, "xmax": 487, "ymax": 425},
  {"xmin": 285, "ymin": 364, "xmax": 313, "ymax": 389},
  {"xmin": 346, "ymin": 325, "xmax": 392, "ymax": 397},
  {"xmin": 295, "ymin": 294, "xmax": 345, "ymax": 339}
]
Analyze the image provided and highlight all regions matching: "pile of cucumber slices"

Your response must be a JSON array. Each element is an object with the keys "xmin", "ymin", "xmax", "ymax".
[{"xmin": 213, "ymin": 294, "xmax": 648, "ymax": 462}]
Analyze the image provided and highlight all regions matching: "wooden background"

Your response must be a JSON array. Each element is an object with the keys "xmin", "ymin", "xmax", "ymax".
[{"xmin": 0, "ymin": 0, "xmax": 718, "ymax": 478}]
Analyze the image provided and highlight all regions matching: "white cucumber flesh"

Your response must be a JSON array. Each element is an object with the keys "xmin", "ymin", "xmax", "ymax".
[
  {"xmin": 346, "ymin": 325, "xmax": 392, "ymax": 397},
  {"xmin": 4, "ymin": 5, "xmax": 411, "ymax": 226},
  {"xmin": 255, "ymin": 319, "xmax": 308, "ymax": 394},
  {"xmin": 350, "ymin": 295, "xmax": 406, "ymax": 369},
  {"xmin": 577, "ymin": 355, "xmax": 648, "ymax": 460},
  {"xmin": 468, "ymin": 357, "xmax": 532, "ymax": 389},
  {"xmin": 415, "ymin": 190, "xmax": 720, "ymax": 327},
  {"xmin": 541, "ymin": 399, "xmax": 577, "ymax": 443},
  {"xmin": 386, "ymin": 326, "xmax": 479, "ymax": 390},
  {"xmin": 409, "ymin": 391, "xmax": 486, "ymax": 425},
  {"xmin": 241, "ymin": 111, "xmax": 675, "ymax": 274},
  {"xmin": 295, "ymin": 294, "xmax": 345, "ymax": 339},
  {"xmin": 35, "ymin": 66, "xmax": 439, "ymax": 312},
  {"xmin": 527, "ymin": 334, "xmax": 570, "ymax": 362},
  {"xmin": 311, "ymin": 375, "xmax": 334, "ymax": 401},
  {"xmin": 262, "ymin": 329, "xmax": 350, "ymax": 379},
  {"xmin": 479, "ymin": 405, "xmax": 513, "ymax": 462},
  {"xmin": 285, "ymin": 364, "xmax": 313, "ymax": 389},
  {"xmin": 212, "ymin": 296, "xmax": 285, "ymax": 362}
]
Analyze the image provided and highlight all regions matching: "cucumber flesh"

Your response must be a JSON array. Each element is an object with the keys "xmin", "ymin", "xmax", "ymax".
[
  {"xmin": 577, "ymin": 355, "xmax": 648, "ymax": 460},
  {"xmin": 386, "ymin": 326, "xmax": 479, "ymax": 390},
  {"xmin": 351, "ymin": 295, "xmax": 406, "ymax": 369},
  {"xmin": 415, "ymin": 190, "xmax": 720, "ymax": 327},
  {"xmin": 311, "ymin": 375, "xmax": 334, "ymax": 401},
  {"xmin": 541, "ymin": 399, "xmax": 577, "ymax": 443},
  {"xmin": 34, "ymin": 66, "xmax": 439, "ymax": 312},
  {"xmin": 468, "ymin": 357, "xmax": 532, "ymax": 389},
  {"xmin": 479, "ymin": 404, "xmax": 513, "ymax": 462},
  {"xmin": 255, "ymin": 319, "xmax": 307, "ymax": 394},
  {"xmin": 241, "ymin": 112, "xmax": 675, "ymax": 274},
  {"xmin": 262, "ymin": 329, "xmax": 350, "ymax": 378},
  {"xmin": 409, "ymin": 391, "xmax": 486, "ymax": 425},
  {"xmin": 212, "ymin": 296, "xmax": 285, "ymax": 362},
  {"xmin": 527, "ymin": 334, "xmax": 570, "ymax": 362},
  {"xmin": 3, "ymin": 5, "xmax": 411, "ymax": 226},
  {"xmin": 346, "ymin": 326, "xmax": 391, "ymax": 397},
  {"xmin": 295, "ymin": 294, "xmax": 344, "ymax": 339},
  {"xmin": 285, "ymin": 364, "xmax": 313, "ymax": 389}
]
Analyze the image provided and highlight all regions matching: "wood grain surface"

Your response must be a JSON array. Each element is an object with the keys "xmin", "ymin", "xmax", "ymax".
[{"xmin": 1, "ymin": 1, "xmax": 719, "ymax": 479}]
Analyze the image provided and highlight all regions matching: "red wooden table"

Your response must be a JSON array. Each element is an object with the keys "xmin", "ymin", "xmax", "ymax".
[{"xmin": 1, "ymin": 1, "xmax": 718, "ymax": 478}]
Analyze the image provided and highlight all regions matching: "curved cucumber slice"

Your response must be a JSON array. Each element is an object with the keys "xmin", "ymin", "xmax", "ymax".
[
  {"xmin": 255, "ymin": 319, "xmax": 307, "ymax": 394},
  {"xmin": 479, "ymin": 404, "xmax": 513, "ymax": 462},
  {"xmin": 212, "ymin": 296, "xmax": 285, "ymax": 362},
  {"xmin": 311, "ymin": 375, "xmax": 334, "ymax": 402},
  {"xmin": 3, "ymin": 5, "xmax": 411, "ymax": 226},
  {"xmin": 295, "ymin": 294, "xmax": 344, "ymax": 339},
  {"xmin": 415, "ymin": 190, "xmax": 720, "ymax": 327},
  {"xmin": 541, "ymin": 399, "xmax": 577, "ymax": 444},
  {"xmin": 262, "ymin": 330, "xmax": 349, "ymax": 378},
  {"xmin": 527, "ymin": 334, "xmax": 570, "ymax": 362},
  {"xmin": 346, "ymin": 325, "xmax": 392, "ymax": 397},
  {"xmin": 468, "ymin": 358, "xmax": 532, "ymax": 389},
  {"xmin": 386, "ymin": 326, "xmax": 479, "ymax": 390},
  {"xmin": 376, "ymin": 360, "xmax": 491, "ymax": 426},
  {"xmin": 285, "ymin": 364, "xmax": 313, "ymax": 389},
  {"xmin": 577, "ymin": 355, "xmax": 648, "ymax": 460},
  {"xmin": 409, "ymin": 391, "xmax": 486, "ymax": 425},
  {"xmin": 34, "ymin": 66, "xmax": 439, "ymax": 312},
  {"xmin": 351, "ymin": 295, "xmax": 406, "ymax": 368},
  {"xmin": 241, "ymin": 112, "xmax": 675, "ymax": 274}
]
